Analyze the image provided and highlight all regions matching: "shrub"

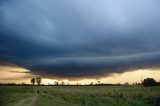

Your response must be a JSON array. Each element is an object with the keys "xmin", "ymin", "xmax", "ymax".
[{"xmin": 142, "ymin": 78, "xmax": 157, "ymax": 87}]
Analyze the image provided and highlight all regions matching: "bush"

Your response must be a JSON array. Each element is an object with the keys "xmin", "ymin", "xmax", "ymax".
[{"xmin": 142, "ymin": 78, "xmax": 157, "ymax": 87}]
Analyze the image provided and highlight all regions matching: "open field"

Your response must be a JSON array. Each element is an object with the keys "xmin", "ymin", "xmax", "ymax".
[{"xmin": 0, "ymin": 86, "xmax": 160, "ymax": 106}]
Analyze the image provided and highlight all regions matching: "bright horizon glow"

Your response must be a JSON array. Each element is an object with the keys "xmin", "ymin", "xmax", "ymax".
[
  {"xmin": 1, "ymin": 0, "xmax": 160, "ymax": 85},
  {"xmin": 0, "ymin": 65, "xmax": 160, "ymax": 85}
]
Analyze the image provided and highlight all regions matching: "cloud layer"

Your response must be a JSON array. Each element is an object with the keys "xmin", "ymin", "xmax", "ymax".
[{"xmin": 0, "ymin": 0, "xmax": 160, "ymax": 79}]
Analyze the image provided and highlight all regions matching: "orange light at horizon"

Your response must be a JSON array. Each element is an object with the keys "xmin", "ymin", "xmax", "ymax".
[{"xmin": 0, "ymin": 65, "xmax": 160, "ymax": 84}]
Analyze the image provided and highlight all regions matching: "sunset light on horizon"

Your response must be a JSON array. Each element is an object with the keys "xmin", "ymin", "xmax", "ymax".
[
  {"xmin": 0, "ymin": 65, "xmax": 160, "ymax": 85},
  {"xmin": 1, "ymin": 0, "xmax": 160, "ymax": 85}
]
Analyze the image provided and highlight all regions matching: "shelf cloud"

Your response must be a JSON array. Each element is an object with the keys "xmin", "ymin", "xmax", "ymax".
[{"xmin": 0, "ymin": 0, "xmax": 160, "ymax": 79}]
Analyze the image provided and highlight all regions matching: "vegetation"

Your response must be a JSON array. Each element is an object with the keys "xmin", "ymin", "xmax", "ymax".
[
  {"xmin": 31, "ymin": 78, "xmax": 36, "ymax": 85},
  {"xmin": 30, "ymin": 77, "xmax": 42, "ymax": 85},
  {"xmin": 0, "ymin": 85, "xmax": 160, "ymax": 106},
  {"xmin": 142, "ymin": 78, "xmax": 157, "ymax": 87},
  {"xmin": 54, "ymin": 81, "xmax": 59, "ymax": 85},
  {"xmin": 36, "ymin": 77, "xmax": 42, "ymax": 85},
  {"xmin": 0, "ymin": 78, "xmax": 159, "ymax": 106}
]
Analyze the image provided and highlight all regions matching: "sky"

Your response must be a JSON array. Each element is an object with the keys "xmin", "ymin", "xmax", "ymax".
[{"xmin": 0, "ymin": 0, "xmax": 160, "ymax": 84}]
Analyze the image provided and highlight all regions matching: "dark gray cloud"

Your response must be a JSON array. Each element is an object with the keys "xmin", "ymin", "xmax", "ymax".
[{"xmin": 0, "ymin": 0, "xmax": 160, "ymax": 79}]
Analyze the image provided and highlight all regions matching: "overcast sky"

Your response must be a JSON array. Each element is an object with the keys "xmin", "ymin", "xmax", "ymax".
[{"xmin": 0, "ymin": 0, "xmax": 160, "ymax": 79}]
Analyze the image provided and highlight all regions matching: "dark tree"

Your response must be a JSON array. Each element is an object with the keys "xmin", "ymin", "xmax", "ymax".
[
  {"xmin": 36, "ymin": 77, "xmax": 42, "ymax": 85},
  {"xmin": 90, "ymin": 82, "xmax": 94, "ymax": 85},
  {"xmin": 60, "ymin": 81, "xmax": 65, "ymax": 85},
  {"xmin": 142, "ymin": 78, "xmax": 157, "ymax": 87},
  {"xmin": 54, "ymin": 81, "xmax": 59, "ymax": 85},
  {"xmin": 31, "ymin": 78, "xmax": 36, "ymax": 85},
  {"xmin": 97, "ymin": 81, "xmax": 101, "ymax": 85}
]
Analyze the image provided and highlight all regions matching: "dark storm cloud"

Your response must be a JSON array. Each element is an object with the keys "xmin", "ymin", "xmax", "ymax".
[{"xmin": 0, "ymin": 0, "xmax": 160, "ymax": 79}]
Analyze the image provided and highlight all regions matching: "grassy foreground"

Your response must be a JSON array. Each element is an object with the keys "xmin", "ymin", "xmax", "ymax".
[{"xmin": 0, "ymin": 86, "xmax": 160, "ymax": 106}]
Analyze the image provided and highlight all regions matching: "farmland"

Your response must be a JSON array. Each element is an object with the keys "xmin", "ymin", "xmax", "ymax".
[{"xmin": 0, "ymin": 86, "xmax": 160, "ymax": 106}]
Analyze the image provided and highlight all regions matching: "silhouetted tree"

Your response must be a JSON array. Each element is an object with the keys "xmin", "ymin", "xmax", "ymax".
[
  {"xmin": 60, "ymin": 81, "xmax": 65, "ymax": 85},
  {"xmin": 54, "ymin": 81, "xmax": 59, "ymax": 85},
  {"xmin": 36, "ymin": 77, "xmax": 42, "ymax": 85},
  {"xmin": 21, "ymin": 82, "xmax": 26, "ymax": 85},
  {"xmin": 31, "ymin": 78, "xmax": 36, "ymax": 85},
  {"xmin": 97, "ymin": 81, "xmax": 101, "ymax": 85},
  {"xmin": 125, "ymin": 82, "xmax": 129, "ymax": 86},
  {"xmin": 90, "ymin": 82, "xmax": 94, "ymax": 85},
  {"xmin": 142, "ymin": 78, "xmax": 157, "ymax": 87},
  {"xmin": 135, "ymin": 82, "xmax": 138, "ymax": 85}
]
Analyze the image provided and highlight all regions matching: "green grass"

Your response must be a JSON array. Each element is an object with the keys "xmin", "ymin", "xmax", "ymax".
[{"xmin": 0, "ymin": 86, "xmax": 160, "ymax": 106}]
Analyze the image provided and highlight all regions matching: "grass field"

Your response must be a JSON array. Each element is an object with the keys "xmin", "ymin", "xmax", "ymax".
[{"xmin": 0, "ymin": 85, "xmax": 160, "ymax": 106}]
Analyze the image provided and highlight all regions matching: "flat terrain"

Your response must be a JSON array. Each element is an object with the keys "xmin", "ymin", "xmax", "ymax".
[{"xmin": 0, "ymin": 86, "xmax": 160, "ymax": 106}]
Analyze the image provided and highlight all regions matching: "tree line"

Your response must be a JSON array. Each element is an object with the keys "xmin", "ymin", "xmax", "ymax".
[
  {"xmin": 0, "ymin": 77, "xmax": 159, "ymax": 87},
  {"xmin": 29, "ymin": 77, "xmax": 159, "ymax": 87},
  {"xmin": 30, "ymin": 77, "xmax": 42, "ymax": 85}
]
